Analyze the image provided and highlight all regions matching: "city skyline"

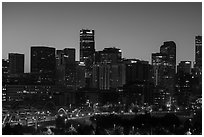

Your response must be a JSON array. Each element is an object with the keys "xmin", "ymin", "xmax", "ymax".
[{"xmin": 2, "ymin": 2, "xmax": 202, "ymax": 72}]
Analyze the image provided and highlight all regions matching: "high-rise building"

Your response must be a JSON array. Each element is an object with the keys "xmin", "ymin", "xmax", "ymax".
[
  {"xmin": 91, "ymin": 47, "xmax": 124, "ymax": 90},
  {"xmin": 2, "ymin": 59, "xmax": 9, "ymax": 84},
  {"xmin": 152, "ymin": 53, "xmax": 167, "ymax": 86},
  {"xmin": 175, "ymin": 71, "xmax": 192, "ymax": 107},
  {"xmin": 31, "ymin": 46, "xmax": 56, "ymax": 73},
  {"xmin": 123, "ymin": 59, "xmax": 151, "ymax": 84},
  {"xmin": 152, "ymin": 41, "xmax": 176, "ymax": 108},
  {"xmin": 76, "ymin": 61, "xmax": 86, "ymax": 89},
  {"xmin": 95, "ymin": 47, "xmax": 122, "ymax": 64},
  {"xmin": 122, "ymin": 59, "xmax": 153, "ymax": 105},
  {"xmin": 152, "ymin": 53, "xmax": 169, "ymax": 107},
  {"xmin": 80, "ymin": 29, "xmax": 95, "ymax": 63},
  {"xmin": 177, "ymin": 61, "xmax": 191, "ymax": 74},
  {"xmin": 80, "ymin": 29, "xmax": 95, "ymax": 88},
  {"xmin": 31, "ymin": 46, "xmax": 56, "ymax": 84},
  {"xmin": 8, "ymin": 53, "xmax": 24, "ymax": 74},
  {"xmin": 195, "ymin": 36, "xmax": 202, "ymax": 69},
  {"xmin": 2, "ymin": 59, "xmax": 9, "ymax": 102},
  {"xmin": 63, "ymin": 48, "xmax": 75, "ymax": 63},
  {"xmin": 192, "ymin": 36, "xmax": 202, "ymax": 97},
  {"xmin": 56, "ymin": 48, "xmax": 76, "ymax": 89},
  {"xmin": 160, "ymin": 41, "xmax": 176, "ymax": 71}
]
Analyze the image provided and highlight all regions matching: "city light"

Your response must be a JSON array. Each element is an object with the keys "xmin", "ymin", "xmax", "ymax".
[{"xmin": 2, "ymin": 4, "xmax": 202, "ymax": 134}]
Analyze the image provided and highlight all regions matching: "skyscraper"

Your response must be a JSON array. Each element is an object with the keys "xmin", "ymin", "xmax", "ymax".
[
  {"xmin": 122, "ymin": 59, "xmax": 153, "ymax": 105},
  {"xmin": 160, "ymin": 41, "xmax": 176, "ymax": 95},
  {"xmin": 2, "ymin": 59, "xmax": 9, "ymax": 85},
  {"xmin": 152, "ymin": 53, "xmax": 167, "ymax": 86},
  {"xmin": 160, "ymin": 41, "xmax": 176, "ymax": 71},
  {"xmin": 152, "ymin": 41, "xmax": 176, "ymax": 108},
  {"xmin": 8, "ymin": 53, "xmax": 24, "ymax": 74},
  {"xmin": 91, "ymin": 47, "xmax": 124, "ymax": 90},
  {"xmin": 96, "ymin": 47, "xmax": 122, "ymax": 64},
  {"xmin": 31, "ymin": 46, "xmax": 56, "ymax": 84},
  {"xmin": 63, "ymin": 48, "xmax": 76, "ymax": 89},
  {"xmin": 63, "ymin": 48, "xmax": 76, "ymax": 63},
  {"xmin": 80, "ymin": 29, "xmax": 95, "ymax": 88},
  {"xmin": 80, "ymin": 29, "xmax": 95, "ymax": 63},
  {"xmin": 177, "ymin": 61, "xmax": 191, "ymax": 74},
  {"xmin": 195, "ymin": 35, "xmax": 202, "ymax": 70},
  {"xmin": 56, "ymin": 48, "xmax": 76, "ymax": 89}
]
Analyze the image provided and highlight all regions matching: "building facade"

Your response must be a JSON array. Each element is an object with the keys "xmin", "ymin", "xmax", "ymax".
[
  {"xmin": 80, "ymin": 29, "xmax": 95, "ymax": 88},
  {"xmin": 56, "ymin": 48, "xmax": 76, "ymax": 89},
  {"xmin": 195, "ymin": 35, "xmax": 202, "ymax": 70},
  {"xmin": 31, "ymin": 46, "xmax": 56, "ymax": 84},
  {"xmin": 8, "ymin": 53, "xmax": 24, "ymax": 74},
  {"xmin": 177, "ymin": 61, "xmax": 191, "ymax": 74},
  {"xmin": 152, "ymin": 41, "xmax": 176, "ymax": 108}
]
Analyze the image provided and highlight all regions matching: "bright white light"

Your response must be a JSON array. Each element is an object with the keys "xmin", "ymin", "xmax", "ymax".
[{"xmin": 131, "ymin": 60, "xmax": 137, "ymax": 63}]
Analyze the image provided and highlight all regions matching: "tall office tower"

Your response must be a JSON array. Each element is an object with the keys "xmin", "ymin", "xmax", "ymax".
[
  {"xmin": 160, "ymin": 41, "xmax": 176, "ymax": 71},
  {"xmin": 123, "ymin": 59, "xmax": 152, "ymax": 84},
  {"xmin": 152, "ymin": 53, "xmax": 168, "ymax": 107},
  {"xmin": 95, "ymin": 47, "xmax": 122, "ymax": 64},
  {"xmin": 2, "ymin": 59, "xmax": 9, "ymax": 85},
  {"xmin": 8, "ymin": 53, "xmax": 24, "ymax": 74},
  {"xmin": 31, "ymin": 46, "xmax": 56, "ymax": 84},
  {"xmin": 2, "ymin": 59, "xmax": 9, "ymax": 102},
  {"xmin": 160, "ymin": 41, "xmax": 176, "ymax": 106},
  {"xmin": 64, "ymin": 48, "xmax": 76, "ymax": 89},
  {"xmin": 76, "ymin": 62, "xmax": 86, "ymax": 89},
  {"xmin": 80, "ymin": 29, "xmax": 95, "ymax": 63},
  {"xmin": 91, "ymin": 47, "xmax": 123, "ymax": 89},
  {"xmin": 63, "ymin": 48, "xmax": 75, "ymax": 63},
  {"xmin": 56, "ymin": 48, "xmax": 76, "ymax": 89},
  {"xmin": 152, "ymin": 41, "xmax": 176, "ymax": 108},
  {"xmin": 80, "ymin": 29, "xmax": 95, "ymax": 88},
  {"xmin": 192, "ymin": 36, "xmax": 202, "ymax": 96},
  {"xmin": 177, "ymin": 61, "xmax": 191, "ymax": 74},
  {"xmin": 152, "ymin": 53, "xmax": 167, "ymax": 86},
  {"xmin": 122, "ymin": 59, "xmax": 153, "ymax": 105},
  {"xmin": 175, "ymin": 68, "xmax": 192, "ymax": 107},
  {"xmin": 56, "ymin": 50, "xmax": 66, "ymax": 85},
  {"xmin": 195, "ymin": 35, "xmax": 202, "ymax": 70},
  {"xmin": 92, "ymin": 63, "xmax": 126, "ymax": 90}
]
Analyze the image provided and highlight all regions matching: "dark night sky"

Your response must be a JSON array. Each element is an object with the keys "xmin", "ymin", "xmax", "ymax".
[{"xmin": 2, "ymin": 2, "xmax": 202, "ymax": 72}]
